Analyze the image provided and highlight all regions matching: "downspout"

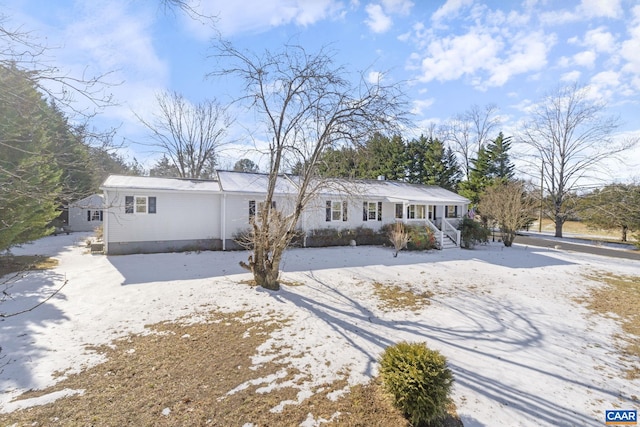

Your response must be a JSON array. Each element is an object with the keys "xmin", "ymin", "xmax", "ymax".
[
  {"xmin": 102, "ymin": 189, "xmax": 109, "ymax": 254},
  {"xmin": 221, "ymin": 193, "xmax": 226, "ymax": 251}
]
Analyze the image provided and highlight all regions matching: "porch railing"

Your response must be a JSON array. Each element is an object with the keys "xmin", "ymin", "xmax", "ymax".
[
  {"xmin": 441, "ymin": 218, "xmax": 461, "ymax": 247},
  {"xmin": 425, "ymin": 219, "xmax": 444, "ymax": 248}
]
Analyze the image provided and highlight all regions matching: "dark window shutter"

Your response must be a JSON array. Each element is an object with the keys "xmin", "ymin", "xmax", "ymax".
[
  {"xmin": 125, "ymin": 196, "xmax": 134, "ymax": 214},
  {"xmin": 99, "ymin": 210, "xmax": 103, "ymax": 221},
  {"xmin": 249, "ymin": 200, "xmax": 256, "ymax": 218},
  {"xmin": 272, "ymin": 201, "xmax": 276, "ymax": 210},
  {"xmin": 363, "ymin": 202, "xmax": 368, "ymax": 221},
  {"xmin": 395, "ymin": 204, "xmax": 403, "ymax": 219},
  {"xmin": 343, "ymin": 201, "xmax": 348, "ymax": 221},
  {"xmin": 87, "ymin": 210, "xmax": 91, "ymax": 221},
  {"xmin": 148, "ymin": 197, "xmax": 157, "ymax": 214},
  {"xmin": 326, "ymin": 201, "xmax": 331, "ymax": 222},
  {"xmin": 454, "ymin": 206, "xmax": 458, "ymax": 217},
  {"xmin": 378, "ymin": 202, "xmax": 382, "ymax": 221},
  {"xmin": 445, "ymin": 206, "xmax": 448, "ymax": 217}
]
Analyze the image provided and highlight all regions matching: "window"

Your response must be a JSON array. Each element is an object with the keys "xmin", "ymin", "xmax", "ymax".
[
  {"xmin": 395, "ymin": 204, "xmax": 403, "ymax": 219},
  {"xmin": 363, "ymin": 202, "xmax": 382, "ymax": 221},
  {"xmin": 135, "ymin": 196, "xmax": 147, "ymax": 213},
  {"xmin": 326, "ymin": 200, "xmax": 347, "ymax": 222},
  {"xmin": 407, "ymin": 204, "xmax": 426, "ymax": 220},
  {"xmin": 87, "ymin": 210, "xmax": 103, "ymax": 222},
  {"xmin": 445, "ymin": 205, "xmax": 458, "ymax": 218},
  {"xmin": 125, "ymin": 196, "xmax": 134, "ymax": 214},
  {"xmin": 249, "ymin": 200, "xmax": 276, "ymax": 219},
  {"xmin": 126, "ymin": 196, "xmax": 156, "ymax": 214}
]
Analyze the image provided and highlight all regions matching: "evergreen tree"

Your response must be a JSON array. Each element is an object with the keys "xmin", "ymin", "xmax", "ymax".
[
  {"xmin": 405, "ymin": 135, "xmax": 461, "ymax": 190},
  {"xmin": 0, "ymin": 64, "xmax": 63, "ymax": 251},
  {"xmin": 150, "ymin": 155, "xmax": 181, "ymax": 177},
  {"xmin": 459, "ymin": 132, "xmax": 515, "ymax": 205},
  {"xmin": 357, "ymin": 133, "xmax": 406, "ymax": 181}
]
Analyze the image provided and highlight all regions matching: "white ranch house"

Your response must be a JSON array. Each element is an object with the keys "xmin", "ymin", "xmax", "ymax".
[{"xmin": 100, "ymin": 171, "xmax": 469, "ymax": 255}]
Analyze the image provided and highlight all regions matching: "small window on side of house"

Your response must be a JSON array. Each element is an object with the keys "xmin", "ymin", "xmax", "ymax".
[
  {"xmin": 445, "ymin": 205, "xmax": 458, "ymax": 218},
  {"xmin": 395, "ymin": 204, "xmax": 403, "ymax": 219},
  {"xmin": 125, "ymin": 196, "xmax": 134, "ymax": 214}
]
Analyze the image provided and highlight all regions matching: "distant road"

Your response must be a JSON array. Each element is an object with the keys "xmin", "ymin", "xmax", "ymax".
[{"xmin": 514, "ymin": 234, "xmax": 640, "ymax": 261}]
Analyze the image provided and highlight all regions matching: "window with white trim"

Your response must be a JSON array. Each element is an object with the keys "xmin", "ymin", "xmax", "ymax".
[
  {"xmin": 87, "ymin": 210, "xmax": 103, "ymax": 222},
  {"xmin": 445, "ymin": 205, "xmax": 458, "ymax": 218},
  {"xmin": 395, "ymin": 204, "xmax": 403, "ymax": 219},
  {"xmin": 125, "ymin": 196, "xmax": 156, "ymax": 214},
  {"xmin": 363, "ymin": 201, "xmax": 382, "ymax": 221},
  {"xmin": 407, "ymin": 204, "xmax": 426, "ymax": 220},
  {"xmin": 326, "ymin": 200, "xmax": 347, "ymax": 222}
]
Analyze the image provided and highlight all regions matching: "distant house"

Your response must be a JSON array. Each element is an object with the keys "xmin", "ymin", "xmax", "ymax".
[
  {"xmin": 100, "ymin": 171, "xmax": 469, "ymax": 255},
  {"xmin": 67, "ymin": 194, "xmax": 104, "ymax": 232}
]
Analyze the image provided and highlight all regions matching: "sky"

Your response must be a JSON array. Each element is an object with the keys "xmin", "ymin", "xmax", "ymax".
[{"xmin": 4, "ymin": 0, "xmax": 640, "ymax": 181}]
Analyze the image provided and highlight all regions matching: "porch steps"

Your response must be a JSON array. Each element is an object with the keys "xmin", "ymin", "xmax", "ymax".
[{"xmin": 440, "ymin": 236, "xmax": 459, "ymax": 250}]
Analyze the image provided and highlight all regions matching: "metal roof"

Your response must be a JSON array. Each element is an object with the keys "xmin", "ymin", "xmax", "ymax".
[
  {"xmin": 100, "ymin": 172, "xmax": 469, "ymax": 204},
  {"xmin": 101, "ymin": 175, "xmax": 221, "ymax": 193}
]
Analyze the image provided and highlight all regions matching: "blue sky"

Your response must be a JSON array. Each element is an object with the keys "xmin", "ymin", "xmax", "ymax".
[{"xmin": 5, "ymin": 0, "xmax": 640, "ymax": 180}]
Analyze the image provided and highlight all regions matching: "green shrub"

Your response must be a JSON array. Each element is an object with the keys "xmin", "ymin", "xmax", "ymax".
[
  {"xmin": 458, "ymin": 217, "xmax": 490, "ymax": 249},
  {"xmin": 406, "ymin": 225, "xmax": 438, "ymax": 251},
  {"xmin": 379, "ymin": 341, "xmax": 453, "ymax": 426}
]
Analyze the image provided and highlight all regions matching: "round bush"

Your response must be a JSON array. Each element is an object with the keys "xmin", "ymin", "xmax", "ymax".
[{"xmin": 379, "ymin": 342, "xmax": 453, "ymax": 426}]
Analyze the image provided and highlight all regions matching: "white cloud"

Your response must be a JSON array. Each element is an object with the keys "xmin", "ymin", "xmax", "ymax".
[
  {"xmin": 367, "ymin": 70, "xmax": 383, "ymax": 84},
  {"xmin": 417, "ymin": 30, "xmax": 502, "ymax": 83},
  {"xmin": 561, "ymin": 70, "xmax": 582, "ymax": 82},
  {"xmin": 364, "ymin": 4, "xmax": 392, "ymax": 33},
  {"xmin": 573, "ymin": 50, "xmax": 597, "ymax": 68},
  {"xmin": 620, "ymin": 6, "xmax": 640, "ymax": 77},
  {"xmin": 541, "ymin": 0, "xmax": 622, "ymax": 25},
  {"xmin": 182, "ymin": 0, "xmax": 345, "ymax": 38},
  {"xmin": 583, "ymin": 27, "xmax": 616, "ymax": 53},
  {"xmin": 431, "ymin": 0, "xmax": 473, "ymax": 23},
  {"xmin": 486, "ymin": 31, "xmax": 554, "ymax": 87},
  {"xmin": 410, "ymin": 98, "xmax": 435, "ymax": 116},
  {"xmin": 381, "ymin": 0, "xmax": 413, "ymax": 15},
  {"xmin": 578, "ymin": 0, "xmax": 622, "ymax": 19}
]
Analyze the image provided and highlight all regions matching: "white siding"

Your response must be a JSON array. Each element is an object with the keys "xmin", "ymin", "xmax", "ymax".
[
  {"xmin": 68, "ymin": 194, "xmax": 104, "ymax": 232},
  {"xmin": 105, "ymin": 190, "xmax": 220, "ymax": 244}
]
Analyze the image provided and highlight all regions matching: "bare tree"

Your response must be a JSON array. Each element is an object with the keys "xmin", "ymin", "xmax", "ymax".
[
  {"xmin": 137, "ymin": 91, "xmax": 231, "ymax": 179},
  {"xmin": 210, "ymin": 42, "xmax": 408, "ymax": 290},
  {"xmin": 518, "ymin": 83, "xmax": 636, "ymax": 237},
  {"xmin": 478, "ymin": 181, "xmax": 536, "ymax": 247},
  {"xmin": 443, "ymin": 104, "xmax": 500, "ymax": 179}
]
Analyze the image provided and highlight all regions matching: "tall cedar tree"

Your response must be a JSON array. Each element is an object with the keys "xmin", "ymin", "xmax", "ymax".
[
  {"xmin": 459, "ymin": 132, "xmax": 515, "ymax": 206},
  {"xmin": 405, "ymin": 135, "xmax": 461, "ymax": 191}
]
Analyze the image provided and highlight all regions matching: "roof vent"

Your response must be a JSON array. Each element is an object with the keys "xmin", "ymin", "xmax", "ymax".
[{"xmin": 377, "ymin": 175, "xmax": 385, "ymax": 181}]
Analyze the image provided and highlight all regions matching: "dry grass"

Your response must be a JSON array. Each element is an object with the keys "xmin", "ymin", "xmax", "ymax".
[
  {"xmin": 372, "ymin": 282, "xmax": 434, "ymax": 312},
  {"xmin": 581, "ymin": 272, "xmax": 640, "ymax": 379},
  {"xmin": 0, "ymin": 310, "xmax": 462, "ymax": 426},
  {"xmin": 536, "ymin": 219, "xmax": 634, "ymax": 242},
  {"xmin": 0, "ymin": 256, "xmax": 58, "ymax": 278}
]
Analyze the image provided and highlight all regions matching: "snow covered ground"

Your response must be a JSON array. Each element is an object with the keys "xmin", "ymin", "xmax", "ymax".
[{"xmin": 1, "ymin": 233, "xmax": 639, "ymax": 426}]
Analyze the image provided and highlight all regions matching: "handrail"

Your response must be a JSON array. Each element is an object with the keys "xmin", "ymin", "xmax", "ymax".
[
  {"xmin": 441, "ymin": 218, "xmax": 460, "ymax": 247},
  {"xmin": 425, "ymin": 219, "xmax": 444, "ymax": 248}
]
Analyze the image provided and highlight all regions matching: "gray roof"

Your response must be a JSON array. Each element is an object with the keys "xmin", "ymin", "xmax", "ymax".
[
  {"xmin": 216, "ymin": 171, "xmax": 469, "ymax": 204},
  {"xmin": 101, "ymin": 175, "xmax": 220, "ymax": 193},
  {"xmin": 100, "ymin": 172, "xmax": 469, "ymax": 204}
]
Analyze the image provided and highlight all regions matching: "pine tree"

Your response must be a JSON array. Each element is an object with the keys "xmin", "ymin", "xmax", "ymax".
[{"xmin": 0, "ymin": 64, "xmax": 63, "ymax": 251}]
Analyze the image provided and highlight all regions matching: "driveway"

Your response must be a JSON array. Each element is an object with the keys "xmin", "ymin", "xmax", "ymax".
[{"xmin": 515, "ymin": 233, "xmax": 640, "ymax": 261}]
